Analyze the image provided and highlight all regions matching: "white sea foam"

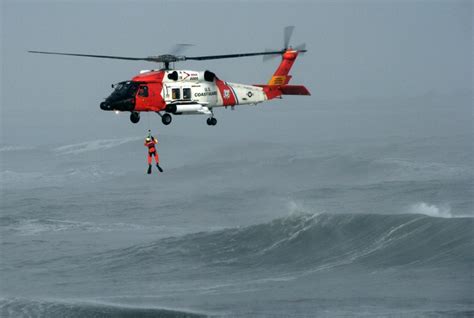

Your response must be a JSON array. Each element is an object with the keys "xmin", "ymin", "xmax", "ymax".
[
  {"xmin": 54, "ymin": 137, "xmax": 141, "ymax": 155},
  {"xmin": 10, "ymin": 218, "xmax": 163, "ymax": 236},
  {"xmin": 408, "ymin": 202, "xmax": 453, "ymax": 218},
  {"xmin": 369, "ymin": 158, "xmax": 473, "ymax": 181},
  {"xmin": 287, "ymin": 200, "xmax": 322, "ymax": 216},
  {"xmin": 0, "ymin": 165, "xmax": 117, "ymax": 187},
  {"xmin": 0, "ymin": 170, "xmax": 44, "ymax": 184},
  {"xmin": 0, "ymin": 146, "xmax": 34, "ymax": 152}
]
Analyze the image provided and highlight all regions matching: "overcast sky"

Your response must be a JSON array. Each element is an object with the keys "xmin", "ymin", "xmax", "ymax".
[{"xmin": 1, "ymin": 0, "xmax": 472, "ymax": 146}]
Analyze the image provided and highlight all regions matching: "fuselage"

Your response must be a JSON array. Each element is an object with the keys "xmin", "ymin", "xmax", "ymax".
[{"xmin": 101, "ymin": 69, "xmax": 267, "ymax": 115}]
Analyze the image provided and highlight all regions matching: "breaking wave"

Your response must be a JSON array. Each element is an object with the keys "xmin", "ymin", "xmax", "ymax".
[
  {"xmin": 0, "ymin": 298, "xmax": 206, "ymax": 318},
  {"xmin": 408, "ymin": 202, "xmax": 455, "ymax": 218},
  {"xmin": 97, "ymin": 213, "xmax": 473, "ymax": 277}
]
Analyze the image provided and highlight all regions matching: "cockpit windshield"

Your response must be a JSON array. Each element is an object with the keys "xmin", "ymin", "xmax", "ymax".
[{"xmin": 110, "ymin": 81, "xmax": 139, "ymax": 100}]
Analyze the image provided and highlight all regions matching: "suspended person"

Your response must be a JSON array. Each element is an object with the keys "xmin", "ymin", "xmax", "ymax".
[{"xmin": 144, "ymin": 131, "xmax": 163, "ymax": 174}]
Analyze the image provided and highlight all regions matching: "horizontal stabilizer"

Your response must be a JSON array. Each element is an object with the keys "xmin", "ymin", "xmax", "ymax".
[
  {"xmin": 255, "ymin": 84, "xmax": 311, "ymax": 99},
  {"xmin": 280, "ymin": 85, "xmax": 311, "ymax": 95}
]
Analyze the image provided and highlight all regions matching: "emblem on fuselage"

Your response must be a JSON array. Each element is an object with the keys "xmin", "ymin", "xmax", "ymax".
[{"xmin": 223, "ymin": 89, "xmax": 231, "ymax": 99}]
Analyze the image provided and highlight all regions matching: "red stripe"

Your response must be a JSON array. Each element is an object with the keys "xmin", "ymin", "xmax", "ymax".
[{"xmin": 215, "ymin": 79, "xmax": 236, "ymax": 106}]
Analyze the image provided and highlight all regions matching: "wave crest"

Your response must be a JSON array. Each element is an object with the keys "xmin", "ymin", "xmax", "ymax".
[
  {"xmin": 408, "ymin": 202, "xmax": 454, "ymax": 218},
  {"xmin": 99, "ymin": 213, "xmax": 473, "ymax": 275},
  {"xmin": 0, "ymin": 298, "xmax": 205, "ymax": 318}
]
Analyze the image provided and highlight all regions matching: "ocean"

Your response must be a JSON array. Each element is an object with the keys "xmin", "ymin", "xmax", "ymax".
[{"xmin": 1, "ymin": 124, "xmax": 472, "ymax": 317}]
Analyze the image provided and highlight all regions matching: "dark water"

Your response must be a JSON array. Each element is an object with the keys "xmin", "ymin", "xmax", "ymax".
[{"xmin": 1, "ymin": 133, "xmax": 473, "ymax": 317}]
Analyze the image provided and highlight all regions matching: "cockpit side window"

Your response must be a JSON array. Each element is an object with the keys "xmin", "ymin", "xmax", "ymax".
[
  {"xmin": 138, "ymin": 85, "xmax": 149, "ymax": 97},
  {"xmin": 111, "ymin": 81, "xmax": 139, "ymax": 99}
]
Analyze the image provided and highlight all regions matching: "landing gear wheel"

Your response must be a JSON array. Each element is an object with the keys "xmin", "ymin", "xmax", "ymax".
[
  {"xmin": 207, "ymin": 118, "xmax": 217, "ymax": 126},
  {"xmin": 130, "ymin": 112, "xmax": 140, "ymax": 124},
  {"xmin": 162, "ymin": 113, "xmax": 172, "ymax": 125}
]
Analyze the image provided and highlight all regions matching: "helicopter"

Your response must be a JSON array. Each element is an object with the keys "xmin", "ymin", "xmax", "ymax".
[{"xmin": 29, "ymin": 27, "xmax": 310, "ymax": 126}]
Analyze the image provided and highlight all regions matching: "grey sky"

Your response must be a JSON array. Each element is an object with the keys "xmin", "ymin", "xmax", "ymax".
[{"xmin": 1, "ymin": 0, "xmax": 472, "ymax": 145}]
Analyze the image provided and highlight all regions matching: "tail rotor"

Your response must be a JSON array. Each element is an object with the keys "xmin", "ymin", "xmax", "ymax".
[{"xmin": 263, "ymin": 26, "xmax": 306, "ymax": 62}]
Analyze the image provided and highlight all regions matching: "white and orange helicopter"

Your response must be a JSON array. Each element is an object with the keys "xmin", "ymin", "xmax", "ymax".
[{"xmin": 29, "ymin": 27, "xmax": 310, "ymax": 126}]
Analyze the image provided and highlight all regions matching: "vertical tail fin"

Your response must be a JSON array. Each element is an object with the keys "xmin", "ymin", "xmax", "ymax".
[
  {"xmin": 267, "ymin": 50, "xmax": 299, "ymax": 85},
  {"xmin": 257, "ymin": 49, "xmax": 310, "ymax": 99}
]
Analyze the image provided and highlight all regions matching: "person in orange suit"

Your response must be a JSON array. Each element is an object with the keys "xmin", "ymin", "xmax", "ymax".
[{"xmin": 144, "ymin": 132, "xmax": 163, "ymax": 174}]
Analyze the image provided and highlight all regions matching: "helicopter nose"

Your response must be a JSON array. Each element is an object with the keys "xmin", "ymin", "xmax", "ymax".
[
  {"xmin": 100, "ymin": 102, "xmax": 112, "ymax": 110},
  {"xmin": 101, "ymin": 98, "xmax": 135, "ymax": 112}
]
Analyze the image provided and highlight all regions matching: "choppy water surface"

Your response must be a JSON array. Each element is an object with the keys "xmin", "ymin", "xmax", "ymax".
[{"xmin": 1, "ymin": 133, "xmax": 472, "ymax": 317}]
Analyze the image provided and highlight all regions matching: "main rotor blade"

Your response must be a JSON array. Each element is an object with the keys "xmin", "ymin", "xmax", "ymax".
[
  {"xmin": 185, "ymin": 51, "xmax": 283, "ymax": 61},
  {"xmin": 284, "ymin": 25, "xmax": 295, "ymax": 49},
  {"xmin": 28, "ymin": 50, "xmax": 153, "ymax": 61},
  {"xmin": 29, "ymin": 49, "xmax": 292, "ymax": 63},
  {"xmin": 170, "ymin": 44, "xmax": 194, "ymax": 56},
  {"xmin": 263, "ymin": 48, "xmax": 280, "ymax": 62}
]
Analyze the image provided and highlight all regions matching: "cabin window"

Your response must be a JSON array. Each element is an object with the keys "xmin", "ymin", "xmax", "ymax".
[
  {"xmin": 172, "ymin": 88, "xmax": 180, "ymax": 100},
  {"xmin": 183, "ymin": 88, "xmax": 191, "ymax": 100},
  {"xmin": 138, "ymin": 85, "xmax": 148, "ymax": 97}
]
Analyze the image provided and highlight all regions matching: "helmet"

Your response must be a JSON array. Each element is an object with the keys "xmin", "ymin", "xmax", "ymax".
[{"xmin": 145, "ymin": 137, "xmax": 151, "ymax": 142}]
